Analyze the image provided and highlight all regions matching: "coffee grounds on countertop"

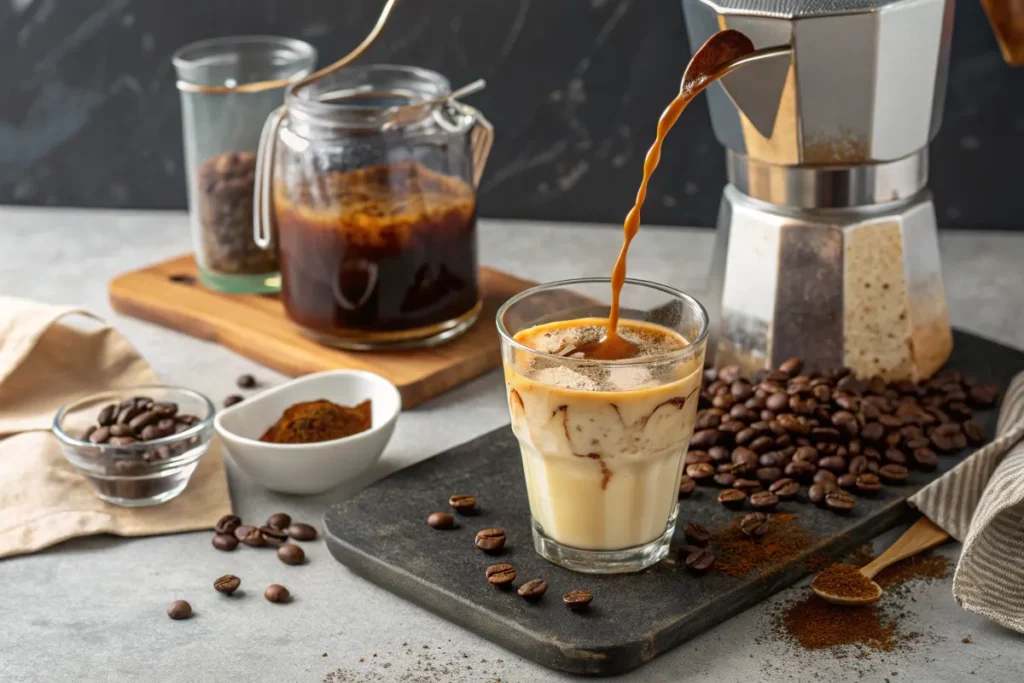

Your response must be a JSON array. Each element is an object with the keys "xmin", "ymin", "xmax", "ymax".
[
  {"xmin": 811, "ymin": 563, "xmax": 879, "ymax": 600},
  {"xmin": 780, "ymin": 595, "xmax": 903, "ymax": 651},
  {"xmin": 321, "ymin": 642, "xmax": 510, "ymax": 683},
  {"xmin": 875, "ymin": 553, "xmax": 951, "ymax": 590},
  {"xmin": 712, "ymin": 513, "xmax": 815, "ymax": 578}
]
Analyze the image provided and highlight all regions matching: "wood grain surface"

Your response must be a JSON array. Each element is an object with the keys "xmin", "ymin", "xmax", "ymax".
[{"xmin": 108, "ymin": 255, "xmax": 534, "ymax": 408}]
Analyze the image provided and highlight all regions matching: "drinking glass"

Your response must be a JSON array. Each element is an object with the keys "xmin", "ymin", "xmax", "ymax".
[{"xmin": 497, "ymin": 278, "xmax": 709, "ymax": 573}]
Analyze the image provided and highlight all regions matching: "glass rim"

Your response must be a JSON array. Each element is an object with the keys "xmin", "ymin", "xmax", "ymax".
[
  {"xmin": 172, "ymin": 35, "xmax": 317, "ymax": 86},
  {"xmin": 51, "ymin": 385, "xmax": 215, "ymax": 450},
  {"xmin": 495, "ymin": 277, "xmax": 710, "ymax": 367},
  {"xmin": 285, "ymin": 63, "xmax": 451, "ymax": 125}
]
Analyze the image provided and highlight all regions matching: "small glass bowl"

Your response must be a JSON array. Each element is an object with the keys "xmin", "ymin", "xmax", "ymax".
[{"xmin": 52, "ymin": 386, "xmax": 215, "ymax": 507}]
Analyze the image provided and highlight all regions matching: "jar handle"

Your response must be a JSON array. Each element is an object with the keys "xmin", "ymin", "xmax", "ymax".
[
  {"xmin": 253, "ymin": 105, "xmax": 287, "ymax": 250},
  {"xmin": 458, "ymin": 103, "xmax": 494, "ymax": 189}
]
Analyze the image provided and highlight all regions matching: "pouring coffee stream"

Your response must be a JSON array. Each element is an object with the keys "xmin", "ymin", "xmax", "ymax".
[{"xmin": 577, "ymin": 29, "xmax": 771, "ymax": 361}]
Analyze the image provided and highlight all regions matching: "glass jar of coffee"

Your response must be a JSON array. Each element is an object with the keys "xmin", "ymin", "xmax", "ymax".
[{"xmin": 253, "ymin": 65, "xmax": 493, "ymax": 349}]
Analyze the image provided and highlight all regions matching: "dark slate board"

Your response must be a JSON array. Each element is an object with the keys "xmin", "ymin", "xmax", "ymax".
[{"xmin": 324, "ymin": 330, "xmax": 1024, "ymax": 676}]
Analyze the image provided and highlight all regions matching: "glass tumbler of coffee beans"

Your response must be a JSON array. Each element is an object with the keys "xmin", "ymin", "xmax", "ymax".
[
  {"xmin": 252, "ymin": 64, "xmax": 494, "ymax": 349},
  {"xmin": 173, "ymin": 36, "xmax": 317, "ymax": 293},
  {"xmin": 52, "ymin": 386, "xmax": 215, "ymax": 507}
]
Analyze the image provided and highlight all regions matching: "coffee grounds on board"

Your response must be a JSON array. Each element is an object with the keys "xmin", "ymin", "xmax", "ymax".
[
  {"xmin": 811, "ymin": 564, "xmax": 878, "ymax": 600},
  {"xmin": 712, "ymin": 513, "xmax": 815, "ymax": 578}
]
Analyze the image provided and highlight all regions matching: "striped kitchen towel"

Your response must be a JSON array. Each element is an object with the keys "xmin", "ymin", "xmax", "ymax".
[{"xmin": 909, "ymin": 371, "xmax": 1024, "ymax": 633}]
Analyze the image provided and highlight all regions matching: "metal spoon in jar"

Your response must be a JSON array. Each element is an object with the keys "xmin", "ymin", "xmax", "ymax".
[{"xmin": 381, "ymin": 79, "xmax": 487, "ymax": 130}]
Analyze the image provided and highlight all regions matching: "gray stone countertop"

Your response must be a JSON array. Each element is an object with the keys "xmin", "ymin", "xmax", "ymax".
[{"xmin": 1, "ymin": 206, "xmax": 1023, "ymax": 683}]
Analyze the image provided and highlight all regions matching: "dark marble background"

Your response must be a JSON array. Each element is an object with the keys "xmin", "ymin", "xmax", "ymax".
[{"xmin": 0, "ymin": 0, "xmax": 1021, "ymax": 229}]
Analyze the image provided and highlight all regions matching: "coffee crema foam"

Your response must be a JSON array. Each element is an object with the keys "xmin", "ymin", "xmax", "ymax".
[{"xmin": 512, "ymin": 318, "xmax": 691, "ymax": 393}]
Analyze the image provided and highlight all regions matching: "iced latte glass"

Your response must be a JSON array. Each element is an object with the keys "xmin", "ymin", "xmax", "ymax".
[{"xmin": 497, "ymin": 278, "xmax": 708, "ymax": 573}]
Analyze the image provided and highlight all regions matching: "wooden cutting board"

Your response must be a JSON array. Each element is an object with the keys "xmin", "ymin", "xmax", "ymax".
[{"xmin": 108, "ymin": 255, "xmax": 534, "ymax": 408}]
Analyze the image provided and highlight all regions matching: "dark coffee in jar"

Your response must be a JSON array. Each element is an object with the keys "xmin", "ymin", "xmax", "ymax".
[{"xmin": 275, "ymin": 160, "xmax": 480, "ymax": 344}]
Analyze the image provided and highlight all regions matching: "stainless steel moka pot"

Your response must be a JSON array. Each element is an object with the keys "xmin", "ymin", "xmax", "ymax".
[{"xmin": 684, "ymin": 0, "xmax": 961, "ymax": 381}]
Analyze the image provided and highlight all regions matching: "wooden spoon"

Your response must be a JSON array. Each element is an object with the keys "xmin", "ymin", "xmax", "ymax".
[{"xmin": 812, "ymin": 516, "xmax": 950, "ymax": 606}]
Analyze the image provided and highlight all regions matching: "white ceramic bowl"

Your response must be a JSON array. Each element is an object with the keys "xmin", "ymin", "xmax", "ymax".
[{"xmin": 214, "ymin": 370, "xmax": 401, "ymax": 494}]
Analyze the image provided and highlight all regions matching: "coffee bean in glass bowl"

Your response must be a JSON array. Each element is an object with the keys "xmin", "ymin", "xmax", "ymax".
[
  {"xmin": 278, "ymin": 543, "xmax": 305, "ymax": 565},
  {"xmin": 264, "ymin": 584, "xmax": 291, "ymax": 603},
  {"xmin": 288, "ymin": 522, "xmax": 318, "ymax": 541},
  {"xmin": 53, "ymin": 386, "xmax": 215, "ymax": 507}
]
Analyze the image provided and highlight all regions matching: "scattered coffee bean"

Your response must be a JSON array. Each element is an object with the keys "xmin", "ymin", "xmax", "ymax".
[
  {"xmin": 779, "ymin": 357, "xmax": 803, "ymax": 376},
  {"xmin": 278, "ymin": 543, "xmax": 305, "ymax": 565},
  {"xmin": 236, "ymin": 374, "xmax": 257, "ymax": 389},
  {"xmin": 267, "ymin": 513, "xmax": 291, "ymax": 529},
  {"xmin": 449, "ymin": 494, "xmax": 477, "ymax": 512},
  {"xmin": 224, "ymin": 395, "xmax": 244, "ymax": 407},
  {"xmin": 169, "ymin": 273, "xmax": 197, "ymax": 285},
  {"xmin": 683, "ymin": 522, "xmax": 710, "ymax": 546},
  {"xmin": 837, "ymin": 473, "xmax": 858, "ymax": 490},
  {"xmin": 517, "ymin": 579, "xmax": 547, "ymax": 601},
  {"xmin": 685, "ymin": 462, "xmax": 715, "ymax": 482},
  {"xmin": 234, "ymin": 524, "xmax": 255, "ymax": 540},
  {"xmin": 855, "ymin": 473, "xmax": 882, "ymax": 495},
  {"xmin": 825, "ymin": 489, "xmax": 857, "ymax": 514},
  {"xmin": 968, "ymin": 384, "xmax": 1000, "ymax": 408},
  {"xmin": 259, "ymin": 525, "xmax": 288, "ymax": 545},
  {"xmin": 808, "ymin": 482, "xmax": 836, "ymax": 507},
  {"xmin": 475, "ymin": 528, "xmax": 506, "ymax": 553},
  {"xmin": 739, "ymin": 512, "xmax": 770, "ymax": 538},
  {"xmin": 264, "ymin": 584, "xmax": 290, "ymax": 603},
  {"xmin": 166, "ymin": 600, "xmax": 192, "ymax": 620},
  {"xmin": 878, "ymin": 463, "xmax": 909, "ymax": 484},
  {"xmin": 963, "ymin": 420, "xmax": 985, "ymax": 446},
  {"xmin": 718, "ymin": 488, "xmax": 747, "ymax": 510},
  {"xmin": 690, "ymin": 430, "xmax": 719, "ymax": 449},
  {"xmin": 485, "ymin": 563, "xmax": 516, "ymax": 585},
  {"xmin": 427, "ymin": 512, "xmax": 455, "ymax": 529},
  {"xmin": 734, "ymin": 478, "xmax": 762, "ymax": 494},
  {"xmin": 684, "ymin": 548, "xmax": 716, "ymax": 573},
  {"xmin": 88, "ymin": 426, "xmax": 111, "ymax": 444},
  {"xmin": 214, "ymin": 575, "xmax": 241, "ymax": 594},
  {"xmin": 678, "ymin": 475, "xmax": 696, "ymax": 497},
  {"xmin": 814, "ymin": 469, "xmax": 838, "ymax": 485},
  {"xmin": 287, "ymin": 522, "xmax": 318, "ymax": 541},
  {"xmin": 212, "ymin": 534, "xmax": 239, "ymax": 551},
  {"xmin": 714, "ymin": 472, "xmax": 736, "ymax": 488},
  {"xmin": 769, "ymin": 478, "xmax": 800, "ymax": 499},
  {"xmin": 912, "ymin": 447, "xmax": 939, "ymax": 471},
  {"xmin": 749, "ymin": 491, "xmax": 780, "ymax": 511},
  {"xmin": 240, "ymin": 526, "xmax": 266, "ymax": 547},
  {"xmin": 563, "ymin": 589, "xmax": 593, "ymax": 609}
]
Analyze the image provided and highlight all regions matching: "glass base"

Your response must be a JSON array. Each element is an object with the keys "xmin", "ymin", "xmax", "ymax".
[
  {"xmin": 531, "ymin": 504, "xmax": 678, "ymax": 574},
  {"xmin": 198, "ymin": 268, "xmax": 280, "ymax": 294},
  {"xmin": 294, "ymin": 300, "xmax": 482, "ymax": 351}
]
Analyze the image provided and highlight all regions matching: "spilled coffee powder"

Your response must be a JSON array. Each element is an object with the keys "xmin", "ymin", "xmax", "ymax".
[
  {"xmin": 713, "ymin": 513, "xmax": 814, "ymax": 578},
  {"xmin": 875, "ymin": 553, "xmax": 951, "ymax": 589},
  {"xmin": 811, "ymin": 564, "xmax": 878, "ymax": 601},
  {"xmin": 780, "ymin": 595, "xmax": 901, "ymax": 651}
]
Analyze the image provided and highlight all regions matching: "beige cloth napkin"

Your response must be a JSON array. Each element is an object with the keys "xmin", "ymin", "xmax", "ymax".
[
  {"xmin": 0, "ymin": 297, "xmax": 232, "ymax": 559},
  {"xmin": 909, "ymin": 370, "xmax": 1024, "ymax": 632}
]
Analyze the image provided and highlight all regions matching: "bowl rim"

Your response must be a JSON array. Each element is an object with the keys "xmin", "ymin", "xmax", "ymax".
[
  {"xmin": 214, "ymin": 369, "xmax": 402, "ymax": 450},
  {"xmin": 52, "ymin": 384, "xmax": 216, "ymax": 452}
]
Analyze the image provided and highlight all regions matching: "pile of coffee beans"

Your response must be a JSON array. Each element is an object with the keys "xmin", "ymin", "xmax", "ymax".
[
  {"xmin": 168, "ymin": 512, "xmax": 314, "ymax": 620},
  {"xmin": 680, "ymin": 361, "xmax": 999, "ymax": 515},
  {"xmin": 211, "ymin": 512, "xmax": 317, "ymax": 564},
  {"xmin": 82, "ymin": 396, "xmax": 200, "ymax": 456},
  {"xmin": 425, "ymin": 494, "xmax": 591, "ymax": 610}
]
